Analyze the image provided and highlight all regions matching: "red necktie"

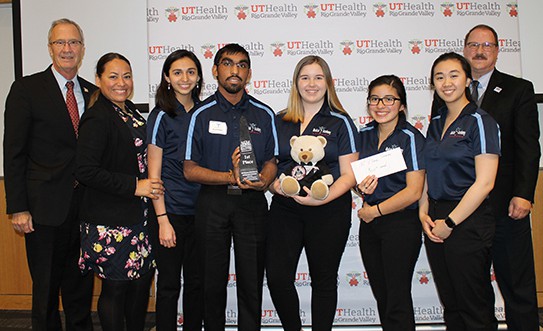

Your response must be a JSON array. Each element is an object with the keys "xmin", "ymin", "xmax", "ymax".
[{"xmin": 65, "ymin": 81, "xmax": 79, "ymax": 136}]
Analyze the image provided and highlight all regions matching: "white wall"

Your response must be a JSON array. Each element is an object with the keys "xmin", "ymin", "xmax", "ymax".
[
  {"xmin": 19, "ymin": 0, "xmax": 148, "ymax": 104},
  {"xmin": 517, "ymin": 2, "xmax": 543, "ymax": 167},
  {"xmin": 518, "ymin": 2, "xmax": 543, "ymax": 93},
  {"xmin": 0, "ymin": 3, "xmax": 14, "ymax": 173}
]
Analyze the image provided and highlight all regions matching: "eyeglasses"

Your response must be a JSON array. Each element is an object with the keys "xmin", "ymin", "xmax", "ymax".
[
  {"xmin": 466, "ymin": 41, "xmax": 497, "ymax": 51},
  {"xmin": 49, "ymin": 40, "xmax": 83, "ymax": 48},
  {"xmin": 219, "ymin": 59, "xmax": 249, "ymax": 70},
  {"xmin": 367, "ymin": 96, "xmax": 401, "ymax": 106}
]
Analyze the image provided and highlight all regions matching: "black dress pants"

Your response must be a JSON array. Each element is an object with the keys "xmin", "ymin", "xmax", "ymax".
[
  {"xmin": 492, "ymin": 213, "xmax": 539, "ymax": 331},
  {"xmin": 359, "ymin": 209, "xmax": 422, "ymax": 331},
  {"xmin": 266, "ymin": 192, "xmax": 352, "ymax": 331},
  {"xmin": 195, "ymin": 185, "xmax": 268, "ymax": 331},
  {"xmin": 425, "ymin": 199, "xmax": 497, "ymax": 331},
  {"xmin": 155, "ymin": 214, "xmax": 203, "ymax": 331},
  {"xmin": 24, "ymin": 188, "xmax": 94, "ymax": 331}
]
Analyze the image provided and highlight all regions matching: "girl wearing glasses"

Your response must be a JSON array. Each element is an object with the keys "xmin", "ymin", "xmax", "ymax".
[
  {"xmin": 421, "ymin": 52, "xmax": 500, "ymax": 330},
  {"xmin": 266, "ymin": 55, "xmax": 359, "ymax": 331},
  {"xmin": 356, "ymin": 75, "xmax": 425, "ymax": 331}
]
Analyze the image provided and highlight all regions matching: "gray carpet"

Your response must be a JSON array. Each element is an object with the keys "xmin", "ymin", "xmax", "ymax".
[{"xmin": 0, "ymin": 310, "xmax": 155, "ymax": 330}]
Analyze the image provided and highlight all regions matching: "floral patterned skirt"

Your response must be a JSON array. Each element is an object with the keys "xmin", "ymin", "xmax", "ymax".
[{"xmin": 79, "ymin": 220, "xmax": 156, "ymax": 281}]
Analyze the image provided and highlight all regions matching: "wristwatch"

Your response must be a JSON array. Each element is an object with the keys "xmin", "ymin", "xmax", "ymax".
[{"xmin": 445, "ymin": 216, "xmax": 456, "ymax": 229}]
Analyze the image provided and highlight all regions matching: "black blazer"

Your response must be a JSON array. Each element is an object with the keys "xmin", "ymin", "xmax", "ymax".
[
  {"xmin": 76, "ymin": 93, "xmax": 145, "ymax": 226},
  {"xmin": 432, "ymin": 69, "xmax": 540, "ymax": 216},
  {"xmin": 4, "ymin": 66, "xmax": 97, "ymax": 226}
]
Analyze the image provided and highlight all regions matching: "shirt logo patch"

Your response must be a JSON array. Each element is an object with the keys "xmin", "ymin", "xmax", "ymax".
[
  {"xmin": 291, "ymin": 165, "xmax": 307, "ymax": 180},
  {"xmin": 384, "ymin": 145, "xmax": 401, "ymax": 152},
  {"xmin": 449, "ymin": 127, "xmax": 466, "ymax": 138},
  {"xmin": 312, "ymin": 126, "xmax": 331, "ymax": 136},
  {"xmin": 248, "ymin": 122, "xmax": 262, "ymax": 134}
]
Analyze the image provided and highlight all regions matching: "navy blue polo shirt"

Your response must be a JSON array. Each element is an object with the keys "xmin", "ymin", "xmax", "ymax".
[
  {"xmin": 359, "ymin": 115, "xmax": 425, "ymax": 209},
  {"xmin": 425, "ymin": 102, "xmax": 500, "ymax": 201},
  {"xmin": 147, "ymin": 101, "xmax": 201, "ymax": 215},
  {"xmin": 276, "ymin": 103, "xmax": 359, "ymax": 180},
  {"xmin": 185, "ymin": 91, "xmax": 278, "ymax": 172}
]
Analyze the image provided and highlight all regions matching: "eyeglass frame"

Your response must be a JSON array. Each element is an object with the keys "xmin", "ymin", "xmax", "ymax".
[
  {"xmin": 465, "ymin": 41, "xmax": 497, "ymax": 51},
  {"xmin": 219, "ymin": 59, "xmax": 250, "ymax": 70},
  {"xmin": 367, "ymin": 96, "xmax": 401, "ymax": 106},
  {"xmin": 49, "ymin": 39, "xmax": 83, "ymax": 48}
]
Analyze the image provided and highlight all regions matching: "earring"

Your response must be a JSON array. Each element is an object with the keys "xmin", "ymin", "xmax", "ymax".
[
  {"xmin": 196, "ymin": 83, "xmax": 200, "ymax": 89},
  {"xmin": 168, "ymin": 83, "xmax": 171, "ymax": 90}
]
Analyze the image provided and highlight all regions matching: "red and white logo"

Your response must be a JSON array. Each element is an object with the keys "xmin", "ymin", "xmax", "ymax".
[
  {"xmin": 304, "ymin": 4, "xmax": 319, "ymax": 18},
  {"xmin": 165, "ymin": 7, "xmax": 179, "ymax": 22},
  {"xmin": 441, "ymin": 2, "xmax": 454, "ymax": 16},
  {"xmin": 408, "ymin": 40, "xmax": 422, "ymax": 54},
  {"xmin": 235, "ymin": 5, "xmax": 249, "ymax": 19},
  {"xmin": 270, "ymin": 42, "xmax": 285, "ymax": 57},
  {"xmin": 201, "ymin": 44, "xmax": 216, "ymax": 60},
  {"xmin": 416, "ymin": 270, "xmax": 433, "ymax": 284},
  {"xmin": 373, "ymin": 3, "xmax": 387, "ymax": 17},
  {"xmin": 506, "ymin": 3, "xmax": 518, "ymax": 17},
  {"xmin": 340, "ymin": 41, "xmax": 354, "ymax": 55}
]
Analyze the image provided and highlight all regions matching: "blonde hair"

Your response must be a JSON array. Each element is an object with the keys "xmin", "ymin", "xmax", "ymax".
[{"xmin": 281, "ymin": 55, "xmax": 347, "ymax": 123}]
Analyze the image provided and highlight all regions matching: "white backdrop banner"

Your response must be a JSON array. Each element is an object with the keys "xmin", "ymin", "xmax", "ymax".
[{"xmin": 147, "ymin": 0, "xmax": 520, "ymax": 326}]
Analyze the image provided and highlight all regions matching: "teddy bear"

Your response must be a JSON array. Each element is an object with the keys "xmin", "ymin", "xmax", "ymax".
[{"xmin": 279, "ymin": 135, "xmax": 334, "ymax": 200}]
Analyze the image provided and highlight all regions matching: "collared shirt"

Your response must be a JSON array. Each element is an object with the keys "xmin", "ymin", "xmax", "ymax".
[
  {"xmin": 475, "ymin": 69, "xmax": 494, "ymax": 99},
  {"xmin": 276, "ymin": 103, "xmax": 359, "ymax": 180},
  {"xmin": 51, "ymin": 66, "xmax": 85, "ymax": 117},
  {"xmin": 147, "ymin": 100, "xmax": 200, "ymax": 215},
  {"xmin": 358, "ymin": 115, "xmax": 425, "ymax": 209},
  {"xmin": 185, "ymin": 91, "xmax": 278, "ymax": 173},
  {"xmin": 425, "ymin": 102, "xmax": 500, "ymax": 201}
]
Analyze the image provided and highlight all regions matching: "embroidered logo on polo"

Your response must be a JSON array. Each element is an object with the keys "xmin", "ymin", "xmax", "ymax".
[
  {"xmin": 247, "ymin": 122, "xmax": 262, "ymax": 134},
  {"xmin": 449, "ymin": 127, "xmax": 466, "ymax": 138},
  {"xmin": 312, "ymin": 126, "xmax": 331, "ymax": 136},
  {"xmin": 384, "ymin": 145, "xmax": 400, "ymax": 151}
]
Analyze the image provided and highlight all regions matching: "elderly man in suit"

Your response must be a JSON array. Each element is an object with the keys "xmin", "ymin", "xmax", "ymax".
[
  {"xmin": 433, "ymin": 24, "xmax": 540, "ymax": 331},
  {"xmin": 4, "ymin": 18, "xmax": 97, "ymax": 331},
  {"xmin": 464, "ymin": 24, "xmax": 540, "ymax": 331}
]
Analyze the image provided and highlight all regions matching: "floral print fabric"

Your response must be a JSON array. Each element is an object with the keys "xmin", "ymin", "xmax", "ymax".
[
  {"xmin": 78, "ymin": 103, "xmax": 155, "ymax": 280},
  {"xmin": 79, "ymin": 221, "xmax": 155, "ymax": 280}
]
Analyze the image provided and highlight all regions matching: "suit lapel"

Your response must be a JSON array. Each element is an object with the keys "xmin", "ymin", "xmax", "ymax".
[
  {"xmin": 77, "ymin": 77, "xmax": 94, "ymax": 111},
  {"xmin": 480, "ymin": 70, "xmax": 503, "ymax": 116}
]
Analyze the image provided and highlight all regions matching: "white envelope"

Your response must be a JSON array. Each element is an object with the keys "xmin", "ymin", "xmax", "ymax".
[{"xmin": 351, "ymin": 148, "xmax": 407, "ymax": 184}]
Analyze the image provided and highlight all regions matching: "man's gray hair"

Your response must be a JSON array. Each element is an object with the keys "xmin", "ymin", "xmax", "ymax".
[{"xmin": 48, "ymin": 18, "xmax": 84, "ymax": 44}]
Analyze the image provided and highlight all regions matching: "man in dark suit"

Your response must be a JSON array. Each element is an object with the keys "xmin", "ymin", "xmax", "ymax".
[
  {"xmin": 4, "ymin": 18, "xmax": 97, "ymax": 331},
  {"xmin": 433, "ymin": 24, "xmax": 540, "ymax": 331}
]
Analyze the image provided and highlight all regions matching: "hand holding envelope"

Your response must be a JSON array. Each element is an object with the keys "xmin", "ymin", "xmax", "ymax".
[{"xmin": 351, "ymin": 148, "xmax": 407, "ymax": 184}]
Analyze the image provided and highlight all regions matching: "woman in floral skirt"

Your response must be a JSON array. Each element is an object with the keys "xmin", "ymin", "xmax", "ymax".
[{"xmin": 76, "ymin": 52, "xmax": 164, "ymax": 331}]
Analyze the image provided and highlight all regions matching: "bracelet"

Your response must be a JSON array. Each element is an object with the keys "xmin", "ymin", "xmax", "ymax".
[
  {"xmin": 353, "ymin": 185, "xmax": 364, "ymax": 197},
  {"xmin": 156, "ymin": 213, "xmax": 167, "ymax": 218},
  {"xmin": 376, "ymin": 204, "xmax": 383, "ymax": 216}
]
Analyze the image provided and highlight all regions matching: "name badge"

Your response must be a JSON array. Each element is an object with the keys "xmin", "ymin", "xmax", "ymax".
[{"xmin": 209, "ymin": 121, "xmax": 227, "ymax": 135}]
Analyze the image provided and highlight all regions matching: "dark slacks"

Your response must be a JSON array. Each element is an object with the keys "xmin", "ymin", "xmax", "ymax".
[
  {"xmin": 195, "ymin": 185, "xmax": 268, "ymax": 331},
  {"xmin": 155, "ymin": 214, "xmax": 203, "ymax": 331},
  {"xmin": 266, "ymin": 193, "xmax": 352, "ymax": 331},
  {"xmin": 359, "ymin": 209, "xmax": 422, "ymax": 331},
  {"xmin": 425, "ymin": 199, "xmax": 497, "ymax": 331},
  {"xmin": 492, "ymin": 213, "xmax": 539, "ymax": 331},
  {"xmin": 24, "ymin": 188, "xmax": 94, "ymax": 331}
]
